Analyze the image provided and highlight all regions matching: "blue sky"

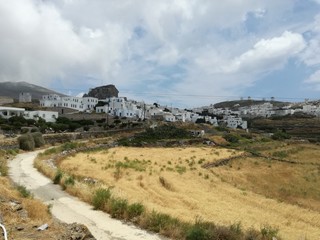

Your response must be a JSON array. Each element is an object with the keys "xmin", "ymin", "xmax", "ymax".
[{"xmin": 1, "ymin": 0, "xmax": 320, "ymax": 107}]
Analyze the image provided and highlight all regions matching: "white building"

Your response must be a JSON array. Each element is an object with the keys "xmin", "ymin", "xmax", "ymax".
[
  {"xmin": 163, "ymin": 113, "xmax": 176, "ymax": 122},
  {"xmin": 0, "ymin": 107, "xmax": 25, "ymax": 119},
  {"xmin": 96, "ymin": 97, "xmax": 143, "ymax": 118},
  {"xmin": 225, "ymin": 116, "xmax": 247, "ymax": 129},
  {"xmin": 0, "ymin": 107, "xmax": 58, "ymax": 123},
  {"xmin": 40, "ymin": 94, "xmax": 98, "ymax": 112},
  {"xmin": 19, "ymin": 92, "xmax": 32, "ymax": 103},
  {"xmin": 24, "ymin": 110, "xmax": 58, "ymax": 123}
]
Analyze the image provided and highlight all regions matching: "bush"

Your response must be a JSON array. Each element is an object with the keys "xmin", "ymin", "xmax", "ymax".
[
  {"xmin": 127, "ymin": 202, "xmax": 145, "ymax": 219},
  {"xmin": 64, "ymin": 176, "xmax": 75, "ymax": 186},
  {"xmin": 118, "ymin": 124, "xmax": 192, "ymax": 146},
  {"xmin": 260, "ymin": 225, "xmax": 279, "ymax": 239},
  {"xmin": 144, "ymin": 211, "xmax": 180, "ymax": 233},
  {"xmin": 110, "ymin": 198, "xmax": 128, "ymax": 218},
  {"xmin": 31, "ymin": 132, "xmax": 45, "ymax": 148},
  {"xmin": 53, "ymin": 169, "xmax": 63, "ymax": 184},
  {"xmin": 16, "ymin": 185, "xmax": 32, "ymax": 198},
  {"xmin": 18, "ymin": 134, "xmax": 35, "ymax": 151},
  {"xmin": 223, "ymin": 133, "xmax": 240, "ymax": 143},
  {"xmin": 92, "ymin": 188, "xmax": 111, "ymax": 210},
  {"xmin": 21, "ymin": 128, "xmax": 30, "ymax": 134},
  {"xmin": 272, "ymin": 130, "xmax": 291, "ymax": 140},
  {"xmin": 186, "ymin": 224, "xmax": 210, "ymax": 240}
]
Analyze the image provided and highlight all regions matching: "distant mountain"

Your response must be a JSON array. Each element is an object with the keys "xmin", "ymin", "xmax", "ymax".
[{"xmin": 0, "ymin": 81, "xmax": 66, "ymax": 100}]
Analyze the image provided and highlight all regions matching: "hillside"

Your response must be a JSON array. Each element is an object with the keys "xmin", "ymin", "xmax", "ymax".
[
  {"xmin": 213, "ymin": 100, "xmax": 290, "ymax": 110},
  {"xmin": 0, "ymin": 81, "xmax": 66, "ymax": 100}
]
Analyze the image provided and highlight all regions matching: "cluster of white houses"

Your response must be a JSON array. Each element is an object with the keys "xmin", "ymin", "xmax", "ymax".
[
  {"xmin": 4, "ymin": 91, "xmax": 320, "ymax": 131},
  {"xmin": 39, "ymin": 94, "xmax": 222, "ymax": 126}
]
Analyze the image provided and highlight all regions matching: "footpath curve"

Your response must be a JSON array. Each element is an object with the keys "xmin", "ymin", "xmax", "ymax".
[{"xmin": 9, "ymin": 151, "xmax": 164, "ymax": 240}]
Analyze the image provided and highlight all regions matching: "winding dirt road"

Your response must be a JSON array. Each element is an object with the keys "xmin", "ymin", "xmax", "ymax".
[{"xmin": 9, "ymin": 151, "xmax": 164, "ymax": 240}]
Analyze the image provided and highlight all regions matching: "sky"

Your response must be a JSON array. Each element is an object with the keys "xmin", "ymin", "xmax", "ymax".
[{"xmin": 1, "ymin": 0, "xmax": 320, "ymax": 108}]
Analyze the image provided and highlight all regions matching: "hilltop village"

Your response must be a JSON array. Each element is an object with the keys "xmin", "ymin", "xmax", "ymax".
[{"xmin": 1, "ymin": 84, "xmax": 320, "ymax": 131}]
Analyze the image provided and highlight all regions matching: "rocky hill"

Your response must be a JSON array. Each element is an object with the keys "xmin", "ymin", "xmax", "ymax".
[
  {"xmin": 84, "ymin": 84, "xmax": 118, "ymax": 99},
  {"xmin": 0, "ymin": 81, "xmax": 65, "ymax": 100}
]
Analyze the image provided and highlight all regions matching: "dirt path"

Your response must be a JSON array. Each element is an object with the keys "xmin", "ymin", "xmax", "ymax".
[{"xmin": 8, "ymin": 151, "xmax": 164, "ymax": 240}]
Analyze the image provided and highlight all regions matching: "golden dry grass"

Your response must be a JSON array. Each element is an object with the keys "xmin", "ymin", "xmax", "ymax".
[
  {"xmin": 216, "ymin": 156, "xmax": 320, "ymax": 207},
  {"xmin": 59, "ymin": 146, "xmax": 320, "ymax": 240}
]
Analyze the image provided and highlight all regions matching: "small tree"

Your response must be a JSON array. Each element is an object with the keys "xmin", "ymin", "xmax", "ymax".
[
  {"xmin": 31, "ymin": 132, "xmax": 45, "ymax": 147},
  {"xmin": 18, "ymin": 134, "xmax": 35, "ymax": 151}
]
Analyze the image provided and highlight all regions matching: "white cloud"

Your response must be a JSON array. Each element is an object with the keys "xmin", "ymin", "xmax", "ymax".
[
  {"xmin": 225, "ymin": 31, "xmax": 306, "ymax": 74},
  {"xmin": 305, "ymin": 70, "xmax": 320, "ymax": 83},
  {"xmin": 304, "ymin": 70, "xmax": 320, "ymax": 91},
  {"xmin": 0, "ymin": 0, "xmax": 317, "ymax": 106}
]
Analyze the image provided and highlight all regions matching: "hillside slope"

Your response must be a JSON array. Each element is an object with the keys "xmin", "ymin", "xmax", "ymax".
[{"xmin": 0, "ymin": 81, "xmax": 66, "ymax": 100}]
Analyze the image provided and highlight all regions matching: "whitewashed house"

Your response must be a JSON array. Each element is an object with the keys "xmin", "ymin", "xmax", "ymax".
[
  {"xmin": 163, "ymin": 113, "xmax": 176, "ymax": 122},
  {"xmin": 40, "ymin": 94, "xmax": 98, "ymax": 112},
  {"xmin": 225, "ymin": 116, "xmax": 247, "ymax": 129},
  {"xmin": 96, "ymin": 97, "xmax": 143, "ymax": 118},
  {"xmin": 145, "ymin": 107, "xmax": 163, "ymax": 119},
  {"xmin": 0, "ymin": 107, "xmax": 25, "ymax": 119},
  {"xmin": 0, "ymin": 107, "xmax": 58, "ymax": 122},
  {"xmin": 24, "ymin": 110, "xmax": 58, "ymax": 122}
]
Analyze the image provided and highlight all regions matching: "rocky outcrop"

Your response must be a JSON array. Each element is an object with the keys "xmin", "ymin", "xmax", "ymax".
[
  {"xmin": 84, "ymin": 84, "xmax": 119, "ymax": 99},
  {"xmin": 58, "ymin": 223, "xmax": 96, "ymax": 240}
]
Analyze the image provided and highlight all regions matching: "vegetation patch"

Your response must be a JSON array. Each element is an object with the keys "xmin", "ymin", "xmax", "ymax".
[
  {"xmin": 16, "ymin": 184, "xmax": 32, "ymax": 198},
  {"xmin": 92, "ymin": 188, "xmax": 111, "ymax": 210},
  {"xmin": 118, "ymin": 124, "xmax": 193, "ymax": 146},
  {"xmin": 115, "ymin": 159, "xmax": 148, "ymax": 172}
]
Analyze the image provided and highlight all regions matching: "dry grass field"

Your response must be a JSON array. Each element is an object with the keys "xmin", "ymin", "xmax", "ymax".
[{"xmin": 58, "ymin": 146, "xmax": 320, "ymax": 240}]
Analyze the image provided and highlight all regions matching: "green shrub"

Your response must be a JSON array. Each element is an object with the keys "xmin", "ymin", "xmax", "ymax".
[
  {"xmin": 260, "ymin": 225, "xmax": 279, "ymax": 239},
  {"xmin": 223, "ymin": 133, "xmax": 240, "ymax": 143},
  {"xmin": 30, "ymin": 127, "xmax": 39, "ymax": 132},
  {"xmin": 185, "ymin": 218, "xmax": 216, "ymax": 240},
  {"xmin": 272, "ymin": 130, "xmax": 291, "ymax": 140},
  {"xmin": 41, "ymin": 147, "xmax": 58, "ymax": 156},
  {"xmin": 31, "ymin": 132, "xmax": 45, "ymax": 148},
  {"xmin": 92, "ymin": 188, "xmax": 111, "ymax": 210},
  {"xmin": 186, "ymin": 224, "xmax": 210, "ymax": 240},
  {"xmin": 118, "ymin": 124, "xmax": 192, "ymax": 146},
  {"xmin": 175, "ymin": 165, "xmax": 186, "ymax": 174},
  {"xmin": 145, "ymin": 211, "xmax": 182, "ymax": 235},
  {"xmin": 16, "ymin": 185, "xmax": 32, "ymax": 198},
  {"xmin": 272, "ymin": 151, "xmax": 288, "ymax": 159},
  {"xmin": 18, "ymin": 134, "xmax": 35, "ymax": 151},
  {"xmin": 64, "ymin": 176, "xmax": 75, "ymax": 186},
  {"xmin": 110, "ymin": 198, "xmax": 128, "ymax": 218},
  {"xmin": 21, "ymin": 128, "xmax": 30, "ymax": 134},
  {"xmin": 127, "ymin": 202, "xmax": 145, "ymax": 219},
  {"xmin": 53, "ymin": 169, "xmax": 63, "ymax": 184}
]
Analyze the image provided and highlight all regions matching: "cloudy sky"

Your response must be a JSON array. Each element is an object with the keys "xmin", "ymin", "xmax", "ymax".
[{"xmin": 1, "ymin": 0, "xmax": 320, "ymax": 107}]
